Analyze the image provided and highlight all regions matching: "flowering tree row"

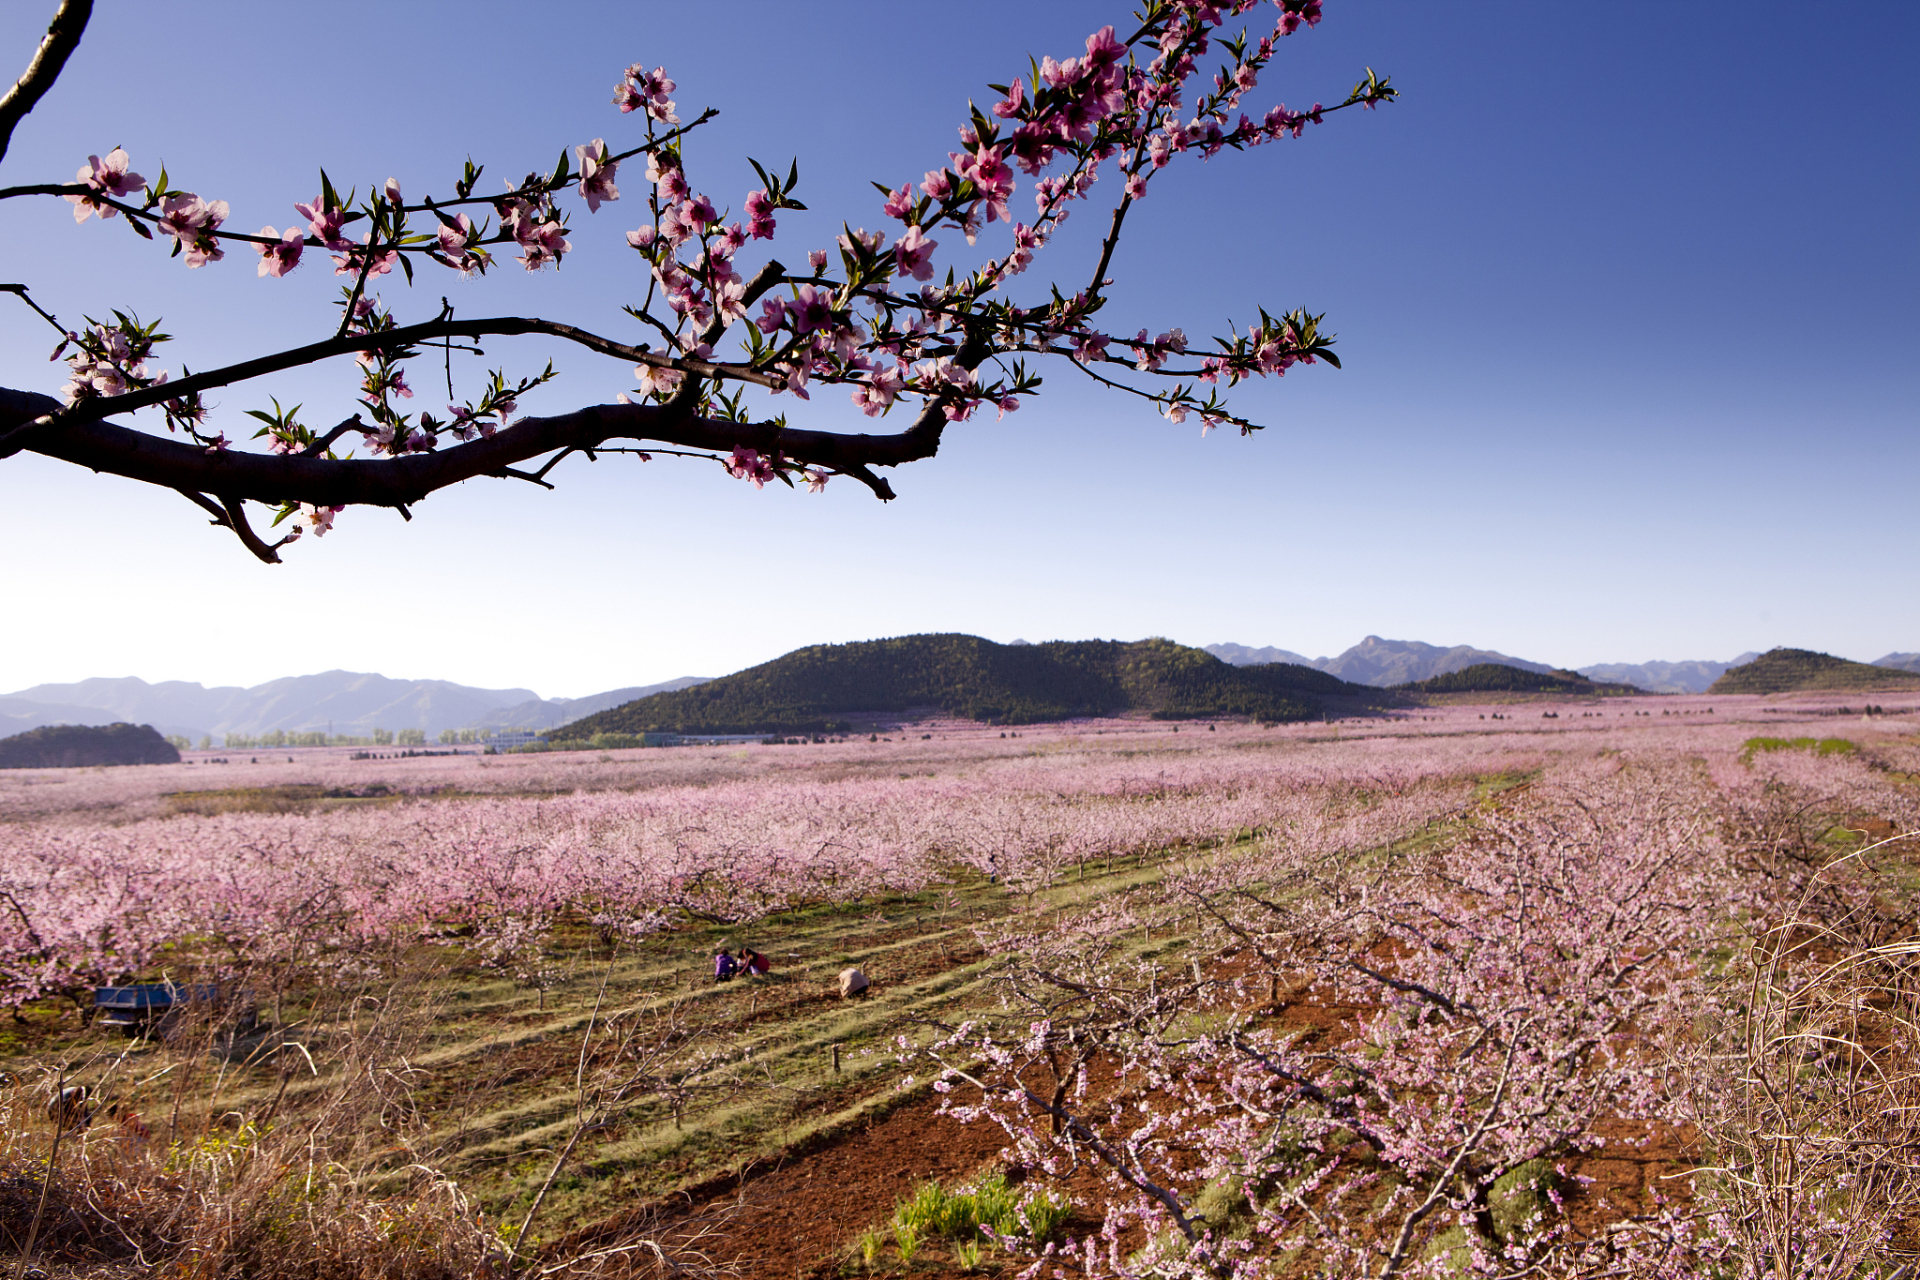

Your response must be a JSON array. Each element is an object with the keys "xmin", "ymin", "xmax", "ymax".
[
  {"xmin": 0, "ymin": 745, "xmax": 1479, "ymax": 1010},
  {"xmin": 0, "ymin": 0, "xmax": 1390, "ymax": 560},
  {"xmin": 907, "ymin": 744, "xmax": 1920, "ymax": 1278}
]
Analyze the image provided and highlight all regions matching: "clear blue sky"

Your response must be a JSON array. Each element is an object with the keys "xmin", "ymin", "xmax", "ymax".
[{"xmin": 1, "ymin": 1, "xmax": 1913, "ymax": 695}]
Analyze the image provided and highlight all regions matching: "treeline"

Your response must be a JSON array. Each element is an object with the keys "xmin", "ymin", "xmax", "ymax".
[
  {"xmin": 1393, "ymin": 663, "xmax": 1641, "ymax": 696},
  {"xmin": 555, "ymin": 634, "xmax": 1374, "ymax": 738},
  {"xmin": 220, "ymin": 728, "xmax": 427, "ymax": 749}
]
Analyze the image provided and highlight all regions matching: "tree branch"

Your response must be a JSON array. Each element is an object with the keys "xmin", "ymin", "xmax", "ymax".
[
  {"xmin": 0, "ymin": 0, "xmax": 89, "ymax": 168},
  {"xmin": 2, "ymin": 387, "xmax": 951, "ymax": 508},
  {"xmin": 62, "ymin": 313, "xmax": 781, "ymax": 426}
]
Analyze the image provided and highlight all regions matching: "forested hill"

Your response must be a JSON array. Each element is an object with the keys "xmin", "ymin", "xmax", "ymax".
[
  {"xmin": 0, "ymin": 723, "xmax": 181, "ymax": 769},
  {"xmin": 1707, "ymin": 648, "xmax": 1920, "ymax": 695},
  {"xmin": 554, "ymin": 635, "xmax": 1372, "ymax": 736},
  {"xmin": 1394, "ymin": 664, "xmax": 1641, "ymax": 697}
]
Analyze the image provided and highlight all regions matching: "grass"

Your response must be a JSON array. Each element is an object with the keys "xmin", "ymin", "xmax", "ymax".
[
  {"xmin": 1739, "ymin": 735, "xmax": 1857, "ymax": 761},
  {"xmin": 890, "ymin": 1170, "xmax": 1070, "ymax": 1265}
]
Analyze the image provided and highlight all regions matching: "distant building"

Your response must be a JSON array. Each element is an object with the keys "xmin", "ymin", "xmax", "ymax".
[{"xmin": 489, "ymin": 731, "xmax": 549, "ymax": 750}]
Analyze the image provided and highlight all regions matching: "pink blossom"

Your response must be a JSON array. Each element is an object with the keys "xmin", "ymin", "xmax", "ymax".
[
  {"xmin": 626, "ymin": 224, "xmax": 657, "ymax": 252},
  {"xmin": 744, "ymin": 188, "xmax": 776, "ymax": 239},
  {"xmin": 658, "ymin": 202, "xmax": 691, "ymax": 245},
  {"xmin": 892, "ymin": 224, "xmax": 937, "ymax": 281},
  {"xmin": 300, "ymin": 503, "xmax": 340, "ymax": 537},
  {"xmin": 575, "ymin": 139, "xmax": 620, "ymax": 212},
  {"xmin": 715, "ymin": 279, "xmax": 749, "ymax": 324},
  {"xmin": 616, "ymin": 64, "xmax": 677, "ymax": 124},
  {"xmin": 991, "ymin": 77, "xmax": 1026, "ymax": 120},
  {"xmin": 383, "ymin": 177, "xmax": 403, "ymax": 205},
  {"xmin": 632, "ymin": 362, "xmax": 685, "ymax": 397},
  {"xmin": 293, "ymin": 197, "xmax": 351, "ymax": 250},
  {"xmin": 727, "ymin": 446, "xmax": 775, "ymax": 488},
  {"xmin": 436, "ymin": 214, "xmax": 488, "ymax": 275},
  {"xmin": 920, "ymin": 168, "xmax": 954, "ymax": 201},
  {"xmin": 787, "ymin": 284, "xmax": 833, "ymax": 335},
  {"xmin": 680, "ymin": 193, "xmax": 717, "ymax": 233},
  {"xmin": 1084, "ymin": 24, "xmax": 1125, "ymax": 64},
  {"xmin": 516, "ymin": 222, "xmax": 571, "ymax": 270},
  {"xmin": 203, "ymin": 432, "xmax": 229, "ymax": 453},
  {"xmin": 755, "ymin": 296, "xmax": 787, "ymax": 334},
  {"xmin": 807, "ymin": 248, "xmax": 828, "ymax": 273},
  {"xmin": 851, "ymin": 364, "xmax": 904, "ymax": 417},
  {"xmin": 804, "ymin": 468, "xmax": 829, "ymax": 494},
  {"xmin": 645, "ymin": 153, "xmax": 689, "ymax": 201},
  {"xmin": 1071, "ymin": 330, "xmax": 1109, "ymax": 364},
  {"xmin": 881, "ymin": 184, "xmax": 913, "ymax": 220},
  {"xmin": 66, "ymin": 148, "xmax": 143, "ymax": 222},
  {"xmin": 156, "ymin": 193, "xmax": 230, "ymax": 267},
  {"xmin": 332, "ymin": 240, "xmax": 400, "ymax": 278},
  {"xmin": 254, "ymin": 226, "xmax": 304, "ymax": 278}
]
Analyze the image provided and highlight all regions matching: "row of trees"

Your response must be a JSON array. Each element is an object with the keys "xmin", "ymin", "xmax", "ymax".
[
  {"xmin": 217, "ymin": 727, "xmax": 423, "ymax": 750},
  {"xmin": 166, "ymin": 727, "xmax": 525, "ymax": 750}
]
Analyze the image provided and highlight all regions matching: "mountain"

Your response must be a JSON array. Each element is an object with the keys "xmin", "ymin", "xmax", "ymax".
[
  {"xmin": 1707, "ymin": 648, "xmax": 1920, "ymax": 695},
  {"xmin": 1395, "ymin": 664, "xmax": 1640, "ymax": 697},
  {"xmin": 1205, "ymin": 643, "xmax": 1322, "ymax": 669},
  {"xmin": 0, "ymin": 672, "xmax": 711, "ymax": 741},
  {"xmin": 1207, "ymin": 636, "xmax": 1556, "ymax": 687},
  {"xmin": 1875, "ymin": 653, "xmax": 1920, "ymax": 674},
  {"xmin": 1574, "ymin": 654, "xmax": 1759, "ymax": 695},
  {"xmin": 461, "ymin": 678, "xmax": 714, "ymax": 732},
  {"xmin": 555, "ymin": 635, "xmax": 1370, "ymax": 737},
  {"xmin": 0, "ymin": 723, "xmax": 180, "ymax": 769}
]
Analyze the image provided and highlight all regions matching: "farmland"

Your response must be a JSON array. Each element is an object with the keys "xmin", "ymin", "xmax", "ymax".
[{"xmin": 1, "ymin": 694, "xmax": 1917, "ymax": 1278}]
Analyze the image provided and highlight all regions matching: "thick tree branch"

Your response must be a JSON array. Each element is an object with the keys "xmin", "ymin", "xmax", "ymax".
[
  {"xmin": 1, "ymin": 386, "xmax": 949, "ymax": 508},
  {"xmin": 0, "ymin": 0, "xmax": 89, "ymax": 168}
]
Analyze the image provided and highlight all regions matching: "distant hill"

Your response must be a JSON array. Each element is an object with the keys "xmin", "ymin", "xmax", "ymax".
[
  {"xmin": 459, "ymin": 678, "xmax": 713, "ymax": 732},
  {"xmin": 1207, "ymin": 636, "xmax": 1555, "ymax": 686},
  {"xmin": 0, "ymin": 723, "xmax": 180, "ymax": 769},
  {"xmin": 555, "ymin": 635, "xmax": 1368, "ymax": 736},
  {"xmin": 1708, "ymin": 648, "xmax": 1920, "ymax": 695},
  {"xmin": 1395, "ymin": 664, "xmax": 1640, "ymax": 697},
  {"xmin": 1574, "ymin": 655, "xmax": 1758, "ymax": 694},
  {"xmin": 1205, "ymin": 643, "xmax": 1321, "ymax": 669},
  {"xmin": 1875, "ymin": 653, "xmax": 1920, "ymax": 674},
  {"xmin": 0, "ymin": 672, "xmax": 710, "ymax": 740}
]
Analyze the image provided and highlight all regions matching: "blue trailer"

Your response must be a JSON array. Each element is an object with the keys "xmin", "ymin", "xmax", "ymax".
[{"xmin": 92, "ymin": 983, "xmax": 218, "ymax": 1034}]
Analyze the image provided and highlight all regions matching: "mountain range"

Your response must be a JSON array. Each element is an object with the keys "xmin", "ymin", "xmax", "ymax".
[
  {"xmin": 1204, "ymin": 638, "xmax": 1776, "ymax": 695},
  {"xmin": 6, "ymin": 636, "xmax": 1914, "ymax": 742},
  {"xmin": 0, "ymin": 673, "xmax": 710, "ymax": 742}
]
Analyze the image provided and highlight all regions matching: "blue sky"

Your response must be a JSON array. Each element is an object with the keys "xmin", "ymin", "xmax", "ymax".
[{"xmin": 1, "ymin": 1, "xmax": 1913, "ymax": 696}]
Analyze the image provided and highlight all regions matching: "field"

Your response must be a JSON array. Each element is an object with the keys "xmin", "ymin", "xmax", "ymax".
[{"xmin": 1, "ymin": 694, "xmax": 1917, "ymax": 1279}]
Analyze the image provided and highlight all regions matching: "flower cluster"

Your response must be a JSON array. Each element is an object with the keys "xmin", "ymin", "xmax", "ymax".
[
  {"xmin": 58, "ymin": 320, "xmax": 165, "ymax": 403},
  {"xmin": 613, "ymin": 63, "xmax": 677, "ymax": 124},
  {"xmin": 155, "ymin": 193, "xmax": 229, "ymax": 267},
  {"xmin": 64, "ymin": 147, "xmax": 143, "ymax": 223}
]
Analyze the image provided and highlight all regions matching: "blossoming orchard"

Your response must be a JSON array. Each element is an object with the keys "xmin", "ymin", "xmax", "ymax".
[{"xmin": 0, "ymin": 0, "xmax": 1388, "ymax": 562}]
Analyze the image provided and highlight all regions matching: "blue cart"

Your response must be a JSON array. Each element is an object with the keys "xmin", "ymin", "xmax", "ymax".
[{"xmin": 93, "ymin": 983, "xmax": 219, "ymax": 1034}]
